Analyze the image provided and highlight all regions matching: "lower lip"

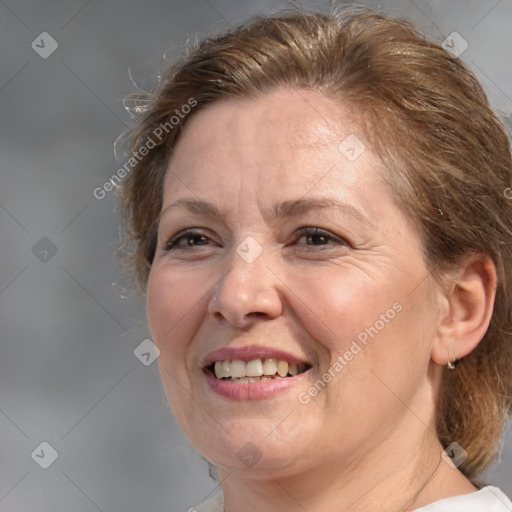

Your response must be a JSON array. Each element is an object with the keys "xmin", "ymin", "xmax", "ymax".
[{"xmin": 204, "ymin": 370, "xmax": 309, "ymax": 400}]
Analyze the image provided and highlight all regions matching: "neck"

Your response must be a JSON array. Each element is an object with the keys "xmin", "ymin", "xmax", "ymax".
[{"xmin": 217, "ymin": 427, "xmax": 475, "ymax": 512}]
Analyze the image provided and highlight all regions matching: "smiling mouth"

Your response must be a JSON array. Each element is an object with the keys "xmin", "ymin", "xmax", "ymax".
[{"xmin": 205, "ymin": 358, "xmax": 311, "ymax": 383}]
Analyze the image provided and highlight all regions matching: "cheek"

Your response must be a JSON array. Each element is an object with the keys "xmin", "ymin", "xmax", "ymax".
[
  {"xmin": 288, "ymin": 266, "xmax": 436, "ymax": 424},
  {"xmin": 282, "ymin": 265, "xmax": 393, "ymax": 353},
  {"xmin": 146, "ymin": 264, "xmax": 211, "ymax": 360},
  {"xmin": 283, "ymin": 263, "xmax": 434, "ymax": 381},
  {"xmin": 146, "ymin": 265, "xmax": 212, "ymax": 427}
]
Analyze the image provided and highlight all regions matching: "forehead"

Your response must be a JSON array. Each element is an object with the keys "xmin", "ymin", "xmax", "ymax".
[
  {"xmin": 177, "ymin": 88, "xmax": 352, "ymax": 145},
  {"xmin": 163, "ymin": 88, "xmax": 380, "ymax": 203}
]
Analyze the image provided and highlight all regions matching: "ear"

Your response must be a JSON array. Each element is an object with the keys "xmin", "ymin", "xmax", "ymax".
[{"xmin": 431, "ymin": 255, "xmax": 497, "ymax": 366}]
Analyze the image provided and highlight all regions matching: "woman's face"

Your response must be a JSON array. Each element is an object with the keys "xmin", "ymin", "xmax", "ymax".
[{"xmin": 147, "ymin": 88, "xmax": 443, "ymax": 476}]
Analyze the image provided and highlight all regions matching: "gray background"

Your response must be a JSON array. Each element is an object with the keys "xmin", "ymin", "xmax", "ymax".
[{"xmin": 1, "ymin": 0, "xmax": 511, "ymax": 511}]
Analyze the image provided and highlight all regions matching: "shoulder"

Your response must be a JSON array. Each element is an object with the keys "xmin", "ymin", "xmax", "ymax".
[
  {"xmin": 414, "ymin": 486, "xmax": 512, "ymax": 511},
  {"xmin": 186, "ymin": 488, "xmax": 512, "ymax": 512},
  {"xmin": 190, "ymin": 492, "xmax": 224, "ymax": 512}
]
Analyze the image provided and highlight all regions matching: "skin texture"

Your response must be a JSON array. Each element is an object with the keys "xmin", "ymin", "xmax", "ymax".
[{"xmin": 146, "ymin": 88, "xmax": 496, "ymax": 511}]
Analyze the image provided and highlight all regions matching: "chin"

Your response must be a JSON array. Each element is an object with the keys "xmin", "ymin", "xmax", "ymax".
[{"xmin": 190, "ymin": 419, "xmax": 308, "ymax": 473}]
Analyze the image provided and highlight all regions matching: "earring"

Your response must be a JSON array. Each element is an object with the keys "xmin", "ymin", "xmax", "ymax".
[{"xmin": 446, "ymin": 355, "xmax": 456, "ymax": 370}]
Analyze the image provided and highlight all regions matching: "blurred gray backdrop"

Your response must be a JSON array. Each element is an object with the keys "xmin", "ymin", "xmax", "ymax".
[{"xmin": 1, "ymin": 0, "xmax": 511, "ymax": 511}]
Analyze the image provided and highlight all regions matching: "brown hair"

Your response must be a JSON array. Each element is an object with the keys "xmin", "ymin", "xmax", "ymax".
[{"xmin": 118, "ymin": 8, "xmax": 512, "ymax": 479}]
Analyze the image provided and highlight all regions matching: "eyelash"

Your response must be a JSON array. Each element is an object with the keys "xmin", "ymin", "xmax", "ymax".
[
  {"xmin": 164, "ymin": 229, "xmax": 212, "ymax": 251},
  {"xmin": 293, "ymin": 227, "xmax": 347, "ymax": 247},
  {"xmin": 163, "ymin": 227, "xmax": 347, "ymax": 251}
]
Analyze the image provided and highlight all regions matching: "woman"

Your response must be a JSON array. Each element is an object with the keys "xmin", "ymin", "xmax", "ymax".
[{"xmin": 119, "ymin": 7, "xmax": 512, "ymax": 511}]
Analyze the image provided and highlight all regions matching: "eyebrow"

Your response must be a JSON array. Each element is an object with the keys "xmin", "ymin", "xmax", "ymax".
[
  {"xmin": 267, "ymin": 198, "xmax": 375, "ymax": 229},
  {"xmin": 160, "ymin": 198, "xmax": 225, "ymax": 220},
  {"xmin": 160, "ymin": 197, "xmax": 375, "ymax": 230}
]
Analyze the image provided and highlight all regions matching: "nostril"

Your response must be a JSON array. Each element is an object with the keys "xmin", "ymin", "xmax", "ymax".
[
  {"xmin": 246, "ymin": 311, "xmax": 268, "ymax": 319},
  {"xmin": 207, "ymin": 271, "xmax": 283, "ymax": 327}
]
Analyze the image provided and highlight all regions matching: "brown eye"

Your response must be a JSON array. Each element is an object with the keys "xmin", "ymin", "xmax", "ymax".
[
  {"xmin": 305, "ymin": 232, "xmax": 329, "ymax": 245},
  {"xmin": 183, "ymin": 234, "xmax": 208, "ymax": 246},
  {"xmin": 294, "ymin": 227, "xmax": 346, "ymax": 247},
  {"xmin": 164, "ymin": 230, "xmax": 212, "ymax": 250}
]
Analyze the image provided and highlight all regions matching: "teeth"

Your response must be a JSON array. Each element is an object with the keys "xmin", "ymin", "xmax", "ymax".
[
  {"xmin": 262, "ymin": 358, "xmax": 277, "ymax": 375},
  {"xmin": 222, "ymin": 360, "xmax": 231, "ymax": 377},
  {"xmin": 214, "ymin": 360, "xmax": 231, "ymax": 378},
  {"xmin": 230, "ymin": 360, "xmax": 246, "ymax": 378},
  {"xmin": 212, "ymin": 358, "xmax": 308, "ymax": 380},
  {"xmin": 214, "ymin": 361, "xmax": 224, "ymax": 378},
  {"xmin": 246, "ymin": 359, "xmax": 263, "ymax": 377},
  {"xmin": 277, "ymin": 360, "xmax": 288, "ymax": 377}
]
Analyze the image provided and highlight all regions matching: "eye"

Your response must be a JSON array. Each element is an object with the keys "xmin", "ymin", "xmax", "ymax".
[
  {"xmin": 293, "ymin": 227, "xmax": 347, "ymax": 247},
  {"xmin": 163, "ymin": 229, "xmax": 215, "ymax": 251}
]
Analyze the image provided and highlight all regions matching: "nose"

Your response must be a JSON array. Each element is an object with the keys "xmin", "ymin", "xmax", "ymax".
[{"xmin": 207, "ymin": 246, "xmax": 283, "ymax": 328}]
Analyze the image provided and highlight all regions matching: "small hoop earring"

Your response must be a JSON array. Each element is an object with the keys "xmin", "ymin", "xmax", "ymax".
[{"xmin": 446, "ymin": 355, "xmax": 456, "ymax": 370}]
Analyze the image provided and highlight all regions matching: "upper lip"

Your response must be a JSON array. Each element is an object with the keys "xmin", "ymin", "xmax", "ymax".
[{"xmin": 202, "ymin": 345, "xmax": 311, "ymax": 368}]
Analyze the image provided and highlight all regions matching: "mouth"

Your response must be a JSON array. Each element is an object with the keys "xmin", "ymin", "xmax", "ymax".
[
  {"xmin": 204, "ymin": 358, "xmax": 312, "ymax": 383},
  {"xmin": 201, "ymin": 346, "xmax": 313, "ymax": 400}
]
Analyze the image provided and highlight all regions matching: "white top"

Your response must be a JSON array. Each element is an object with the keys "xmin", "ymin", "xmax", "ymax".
[{"xmin": 193, "ymin": 486, "xmax": 512, "ymax": 511}]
